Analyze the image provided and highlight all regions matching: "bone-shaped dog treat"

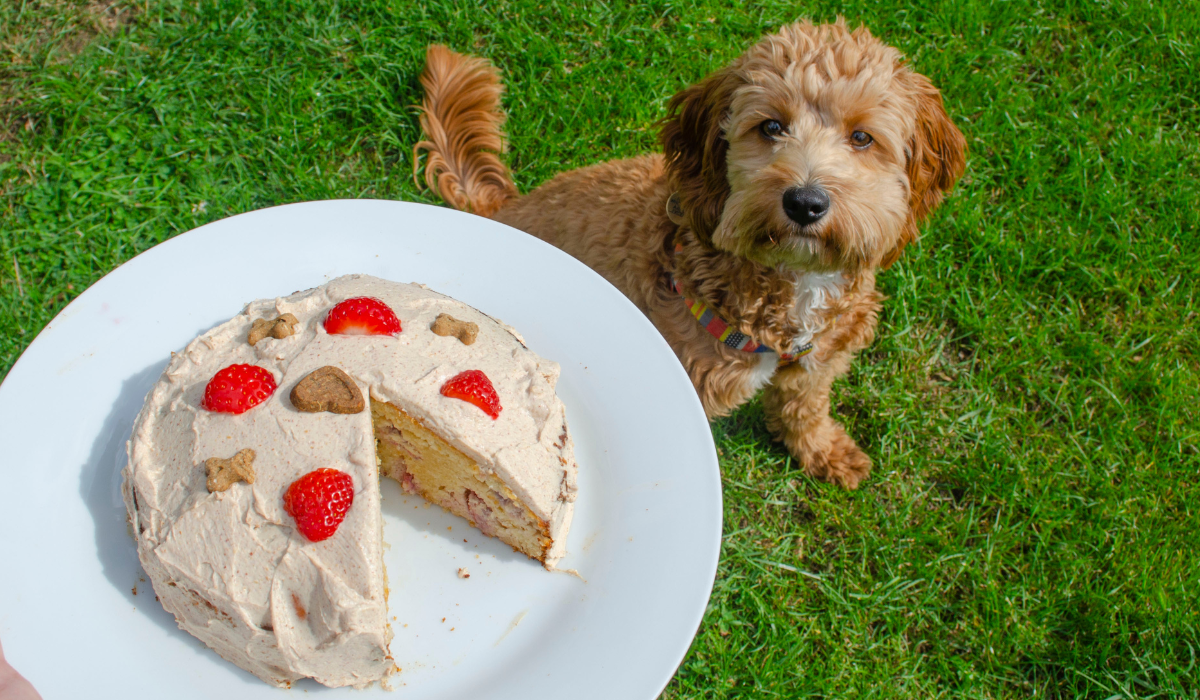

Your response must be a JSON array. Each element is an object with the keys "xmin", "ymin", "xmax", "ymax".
[
  {"xmin": 205, "ymin": 448, "xmax": 256, "ymax": 492},
  {"xmin": 290, "ymin": 366, "xmax": 365, "ymax": 414},
  {"xmin": 431, "ymin": 313, "xmax": 478, "ymax": 345},
  {"xmin": 248, "ymin": 313, "xmax": 300, "ymax": 345}
]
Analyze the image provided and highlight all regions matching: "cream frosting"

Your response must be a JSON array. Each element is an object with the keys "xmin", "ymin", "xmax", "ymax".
[{"xmin": 121, "ymin": 274, "xmax": 578, "ymax": 688}]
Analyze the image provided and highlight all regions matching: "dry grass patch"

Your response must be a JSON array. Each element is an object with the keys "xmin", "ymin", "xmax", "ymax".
[{"xmin": 1, "ymin": 1, "xmax": 140, "ymax": 145}]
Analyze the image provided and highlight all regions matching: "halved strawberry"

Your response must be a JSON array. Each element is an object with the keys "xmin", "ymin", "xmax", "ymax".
[
  {"xmin": 323, "ymin": 297, "xmax": 401, "ymax": 336},
  {"xmin": 202, "ymin": 363, "xmax": 277, "ymax": 414},
  {"xmin": 440, "ymin": 369, "xmax": 502, "ymax": 419},
  {"xmin": 283, "ymin": 468, "xmax": 355, "ymax": 542}
]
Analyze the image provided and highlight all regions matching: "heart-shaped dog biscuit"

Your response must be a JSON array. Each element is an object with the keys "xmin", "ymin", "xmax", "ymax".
[{"xmin": 290, "ymin": 366, "xmax": 365, "ymax": 414}]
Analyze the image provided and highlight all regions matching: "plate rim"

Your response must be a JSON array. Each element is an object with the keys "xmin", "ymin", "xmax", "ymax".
[{"xmin": 0, "ymin": 199, "xmax": 722, "ymax": 698}]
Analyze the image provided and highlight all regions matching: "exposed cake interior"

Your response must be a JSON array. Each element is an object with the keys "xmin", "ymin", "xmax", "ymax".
[{"xmin": 372, "ymin": 400, "xmax": 552, "ymax": 561}]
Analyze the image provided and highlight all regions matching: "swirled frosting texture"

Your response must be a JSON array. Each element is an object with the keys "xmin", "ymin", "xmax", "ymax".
[{"xmin": 122, "ymin": 275, "xmax": 577, "ymax": 687}]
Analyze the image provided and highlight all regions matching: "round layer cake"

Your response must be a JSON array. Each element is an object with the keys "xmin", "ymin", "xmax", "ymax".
[{"xmin": 121, "ymin": 274, "xmax": 578, "ymax": 688}]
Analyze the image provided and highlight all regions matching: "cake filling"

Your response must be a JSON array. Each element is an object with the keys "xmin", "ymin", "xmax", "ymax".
[{"xmin": 372, "ymin": 400, "xmax": 553, "ymax": 561}]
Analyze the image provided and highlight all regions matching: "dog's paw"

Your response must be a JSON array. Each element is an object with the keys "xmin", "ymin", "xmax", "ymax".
[{"xmin": 798, "ymin": 424, "xmax": 872, "ymax": 490}]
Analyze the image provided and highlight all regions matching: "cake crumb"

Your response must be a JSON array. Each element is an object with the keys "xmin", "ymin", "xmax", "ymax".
[
  {"xmin": 554, "ymin": 567, "xmax": 586, "ymax": 582},
  {"xmin": 132, "ymin": 585, "xmax": 137, "ymax": 595},
  {"xmin": 457, "ymin": 568, "xmax": 471, "ymax": 579},
  {"xmin": 292, "ymin": 593, "xmax": 307, "ymax": 621}
]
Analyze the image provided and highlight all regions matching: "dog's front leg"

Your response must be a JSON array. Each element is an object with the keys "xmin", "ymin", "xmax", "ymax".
[{"xmin": 762, "ymin": 353, "xmax": 871, "ymax": 489}]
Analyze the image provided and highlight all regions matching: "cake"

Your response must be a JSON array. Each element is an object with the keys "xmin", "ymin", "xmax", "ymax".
[{"xmin": 121, "ymin": 274, "xmax": 578, "ymax": 688}]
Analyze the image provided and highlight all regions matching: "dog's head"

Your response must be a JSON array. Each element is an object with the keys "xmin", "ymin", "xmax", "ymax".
[{"xmin": 661, "ymin": 20, "xmax": 966, "ymax": 272}]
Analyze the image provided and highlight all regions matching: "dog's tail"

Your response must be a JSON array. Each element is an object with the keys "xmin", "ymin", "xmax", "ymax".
[{"xmin": 412, "ymin": 45, "xmax": 517, "ymax": 218}]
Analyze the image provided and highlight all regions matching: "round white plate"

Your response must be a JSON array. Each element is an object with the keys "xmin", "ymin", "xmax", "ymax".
[{"xmin": 0, "ymin": 200, "xmax": 721, "ymax": 699}]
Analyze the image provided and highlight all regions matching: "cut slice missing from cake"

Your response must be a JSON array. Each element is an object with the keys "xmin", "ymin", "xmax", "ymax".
[{"xmin": 123, "ymin": 275, "xmax": 578, "ymax": 688}]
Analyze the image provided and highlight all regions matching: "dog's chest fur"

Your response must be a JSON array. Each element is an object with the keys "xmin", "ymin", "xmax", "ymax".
[
  {"xmin": 792, "ymin": 270, "xmax": 848, "ymax": 347},
  {"xmin": 744, "ymin": 269, "xmax": 848, "ymax": 392}
]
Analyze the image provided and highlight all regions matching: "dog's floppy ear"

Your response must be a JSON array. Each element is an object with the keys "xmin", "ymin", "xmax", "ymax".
[
  {"xmin": 660, "ymin": 66, "xmax": 742, "ymax": 245},
  {"xmin": 882, "ymin": 73, "xmax": 967, "ymax": 268}
]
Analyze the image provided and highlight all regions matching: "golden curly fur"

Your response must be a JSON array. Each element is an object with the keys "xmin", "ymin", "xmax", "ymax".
[
  {"xmin": 413, "ymin": 46, "xmax": 515, "ymax": 217},
  {"xmin": 414, "ymin": 20, "xmax": 966, "ymax": 488}
]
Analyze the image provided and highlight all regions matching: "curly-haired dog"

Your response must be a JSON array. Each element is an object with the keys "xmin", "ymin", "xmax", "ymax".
[{"xmin": 413, "ymin": 20, "xmax": 965, "ymax": 488}]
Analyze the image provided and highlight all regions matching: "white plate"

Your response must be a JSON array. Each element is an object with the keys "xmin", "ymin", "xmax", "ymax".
[{"xmin": 0, "ymin": 200, "xmax": 721, "ymax": 698}]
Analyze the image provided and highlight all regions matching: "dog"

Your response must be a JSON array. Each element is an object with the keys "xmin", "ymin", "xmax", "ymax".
[{"xmin": 413, "ymin": 19, "xmax": 966, "ymax": 488}]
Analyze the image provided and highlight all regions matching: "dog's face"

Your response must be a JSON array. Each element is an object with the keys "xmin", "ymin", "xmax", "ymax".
[{"xmin": 662, "ymin": 21, "xmax": 966, "ymax": 272}]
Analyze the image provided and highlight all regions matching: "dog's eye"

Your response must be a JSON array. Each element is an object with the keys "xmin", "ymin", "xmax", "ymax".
[
  {"xmin": 759, "ymin": 120, "xmax": 785, "ymax": 140},
  {"xmin": 850, "ymin": 130, "xmax": 874, "ymax": 149}
]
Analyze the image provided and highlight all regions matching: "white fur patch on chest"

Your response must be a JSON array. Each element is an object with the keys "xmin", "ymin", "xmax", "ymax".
[
  {"xmin": 741, "ymin": 272, "xmax": 847, "ymax": 389},
  {"xmin": 747, "ymin": 350, "xmax": 780, "ymax": 392},
  {"xmin": 792, "ymin": 271, "xmax": 847, "ymax": 347}
]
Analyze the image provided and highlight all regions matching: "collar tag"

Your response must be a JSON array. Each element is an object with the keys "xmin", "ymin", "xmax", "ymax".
[{"xmin": 665, "ymin": 192, "xmax": 686, "ymax": 225}]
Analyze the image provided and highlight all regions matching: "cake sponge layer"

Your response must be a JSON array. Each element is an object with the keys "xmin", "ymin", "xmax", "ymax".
[{"xmin": 373, "ymin": 400, "xmax": 554, "ymax": 561}]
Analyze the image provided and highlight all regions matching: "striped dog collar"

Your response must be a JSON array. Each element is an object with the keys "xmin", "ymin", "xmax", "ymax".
[{"xmin": 671, "ymin": 244, "xmax": 813, "ymax": 363}]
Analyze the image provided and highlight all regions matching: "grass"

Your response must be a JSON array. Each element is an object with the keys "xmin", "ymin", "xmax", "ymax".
[{"xmin": 2, "ymin": 0, "xmax": 1198, "ymax": 697}]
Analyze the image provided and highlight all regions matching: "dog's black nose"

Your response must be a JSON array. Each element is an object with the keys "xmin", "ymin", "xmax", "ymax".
[{"xmin": 782, "ymin": 186, "xmax": 830, "ymax": 226}]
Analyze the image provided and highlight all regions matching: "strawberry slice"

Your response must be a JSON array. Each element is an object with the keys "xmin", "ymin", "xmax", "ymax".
[
  {"xmin": 440, "ymin": 369, "xmax": 502, "ymax": 419},
  {"xmin": 283, "ymin": 468, "xmax": 355, "ymax": 542},
  {"xmin": 202, "ymin": 363, "xmax": 277, "ymax": 414},
  {"xmin": 324, "ymin": 297, "xmax": 401, "ymax": 336}
]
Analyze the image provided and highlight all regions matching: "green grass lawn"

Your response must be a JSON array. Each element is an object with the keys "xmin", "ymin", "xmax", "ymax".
[{"xmin": 3, "ymin": 0, "xmax": 1197, "ymax": 697}]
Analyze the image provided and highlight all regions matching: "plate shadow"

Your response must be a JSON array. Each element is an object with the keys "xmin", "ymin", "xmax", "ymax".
[{"xmin": 79, "ymin": 358, "xmax": 192, "ymax": 645}]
